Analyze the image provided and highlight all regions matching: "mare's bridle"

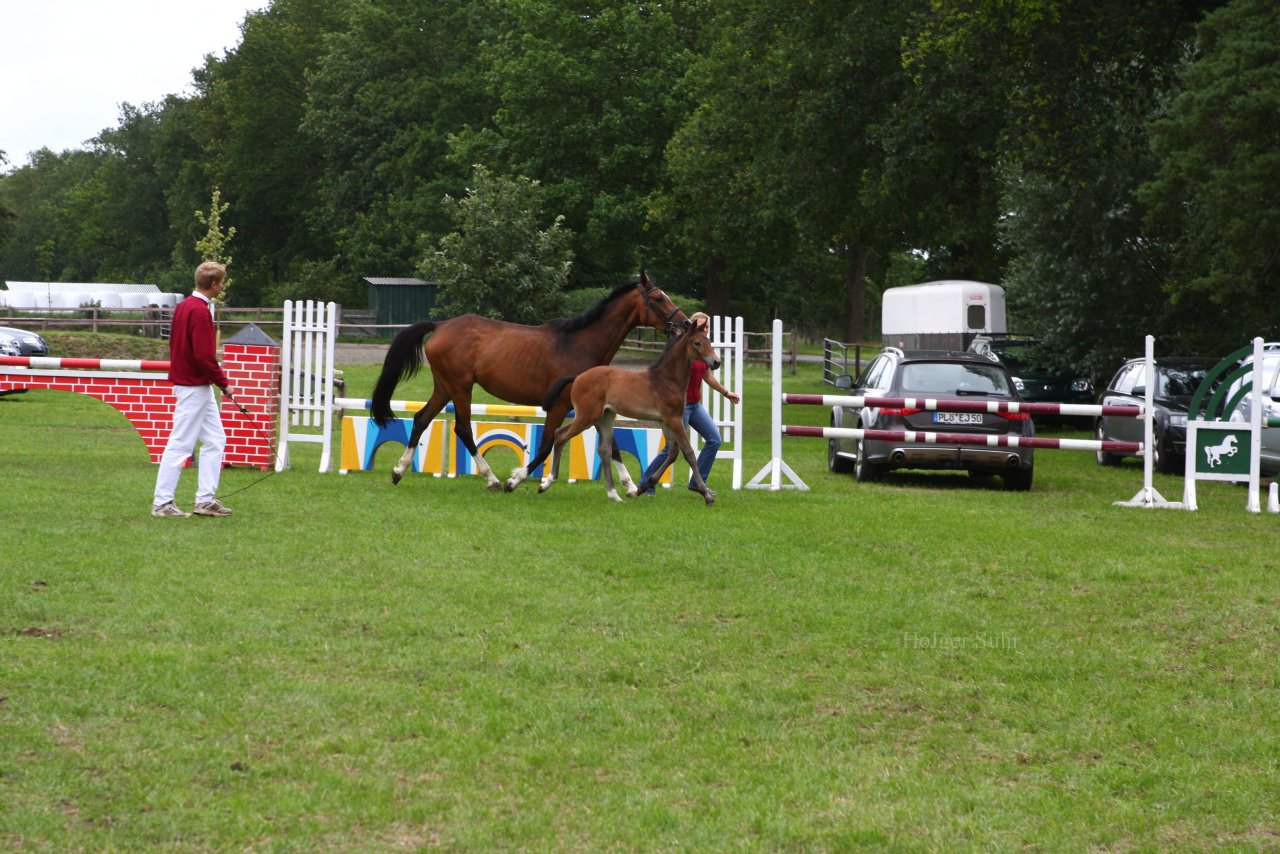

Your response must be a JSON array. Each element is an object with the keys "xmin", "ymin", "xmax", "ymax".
[{"xmin": 638, "ymin": 280, "xmax": 684, "ymax": 334}]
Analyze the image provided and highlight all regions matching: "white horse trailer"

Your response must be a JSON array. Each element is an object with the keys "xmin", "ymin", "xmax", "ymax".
[{"xmin": 881, "ymin": 280, "xmax": 1006, "ymax": 352}]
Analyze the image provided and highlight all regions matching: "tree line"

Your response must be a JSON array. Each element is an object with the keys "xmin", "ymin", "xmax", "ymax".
[{"xmin": 0, "ymin": 0, "xmax": 1276, "ymax": 378}]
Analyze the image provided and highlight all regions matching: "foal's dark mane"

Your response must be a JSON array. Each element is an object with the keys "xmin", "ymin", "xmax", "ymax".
[
  {"xmin": 648, "ymin": 327, "xmax": 692, "ymax": 376},
  {"xmin": 545, "ymin": 280, "xmax": 638, "ymax": 334}
]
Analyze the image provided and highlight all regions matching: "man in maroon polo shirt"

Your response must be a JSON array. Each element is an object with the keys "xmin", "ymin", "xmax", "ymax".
[{"xmin": 151, "ymin": 261, "xmax": 234, "ymax": 518}]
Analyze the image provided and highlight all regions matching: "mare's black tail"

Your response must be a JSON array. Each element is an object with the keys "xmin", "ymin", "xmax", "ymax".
[{"xmin": 370, "ymin": 321, "xmax": 436, "ymax": 426}]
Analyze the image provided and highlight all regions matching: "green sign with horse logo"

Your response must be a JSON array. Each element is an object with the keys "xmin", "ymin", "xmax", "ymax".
[{"xmin": 1193, "ymin": 426, "xmax": 1251, "ymax": 477}]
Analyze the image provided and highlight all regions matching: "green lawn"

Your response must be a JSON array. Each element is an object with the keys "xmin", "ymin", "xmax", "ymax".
[{"xmin": 2, "ymin": 360, "xmax": 1278, "ymax": 851}]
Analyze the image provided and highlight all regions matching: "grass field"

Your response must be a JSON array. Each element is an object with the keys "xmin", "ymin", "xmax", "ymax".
[{"xmin": 3, "ymin": 357, "xmax": 1279, "ymax": 851}]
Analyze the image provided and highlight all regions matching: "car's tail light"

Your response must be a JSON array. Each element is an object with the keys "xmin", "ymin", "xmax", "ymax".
[
  {"xmin": 996, "ymin": 411, "xmax": 1031, "ymax": 421},
  {"xmin": 880, "ymin": 406, "xmax": 922, "ymax": 416}
]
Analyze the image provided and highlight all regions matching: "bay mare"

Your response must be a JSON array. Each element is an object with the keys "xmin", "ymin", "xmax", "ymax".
[
  {"xmin": 369, "ymin": 274, "xmax": 687, "ymax": 489},
  {"xmin": 531, "ymin": 322, "xmax": 719, "ymax": 505}
]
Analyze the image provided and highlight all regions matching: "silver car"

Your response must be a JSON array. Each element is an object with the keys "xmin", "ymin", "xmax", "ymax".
[
  {"xmin": 0, "ymin": 326, "xmax": 49, "ymax": 357},
  {"xmin": 1228, "ymin": 345, "xmax": 1280, "ymax": 477}
]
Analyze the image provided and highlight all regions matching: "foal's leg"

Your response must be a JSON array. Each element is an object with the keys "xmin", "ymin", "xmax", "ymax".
[
  {"xmin": 505, "ymin": 394, "xmax": 573, "ymax": 493},
  {"xmin": 672, "ymin": 429, "xmax": 715, "ymax": 505},
  {"xmin": 393, "ymin": 388, "xmax": 450, "ymax": 485},
  {"xmin": 633, "ymin": 425, "xmax": 682, "ymax": 495},
  {"xmin": 636, "ymin": 420, "xmax": 715, "ymax": 505},
  {"xmin": 595, "ymin": 411, "xmax": 624, "ymax": 503},
  {"xmin": 606, "ymin": 423, "xmax": 639, "ymax": 498},
  {"xmin": 540, "ymin": 411, "xmax": 596, "ymax": 494},
  {"xmin": 450, "ymin": 389, "xmax": 502, "ymax": 491}
]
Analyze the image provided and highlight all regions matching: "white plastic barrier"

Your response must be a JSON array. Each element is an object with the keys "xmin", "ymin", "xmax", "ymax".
[
  {"xmin": 59, "ymin": 292, "xmax": 92, "ymax": 311},
  {"xmin": 90, "ymin": 292, "xmax": 124, "ymax": 309}
]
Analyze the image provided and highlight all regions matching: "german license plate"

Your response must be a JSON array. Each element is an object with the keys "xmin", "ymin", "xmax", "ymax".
[{"xmin": 934, "ymin": 412, "xmax": 982, "ymax": 425}]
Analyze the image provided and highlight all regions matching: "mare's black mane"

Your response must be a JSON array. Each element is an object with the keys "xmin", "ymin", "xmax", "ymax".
[{"xmin": 546, "ymin": 280, "xmax": 638, "ymax": 334}]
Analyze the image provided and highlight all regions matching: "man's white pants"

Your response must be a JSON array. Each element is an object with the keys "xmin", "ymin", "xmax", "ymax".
[{"xmin": 153, "ymin": 384, "xmax": 226, "ymax": 507}]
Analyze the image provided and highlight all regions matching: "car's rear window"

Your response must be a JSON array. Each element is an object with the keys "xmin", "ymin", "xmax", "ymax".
[
  {"xmin": 1158, "ymin": 368, "xmax": 1209, "ymax": 397},
  {"xmin": 899, "ymin": 362, "xmax": 1013, "ymax": 395}
]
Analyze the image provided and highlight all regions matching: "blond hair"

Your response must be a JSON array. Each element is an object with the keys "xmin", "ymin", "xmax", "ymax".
[
  {"xmin": 690, "ymin": 311, "xmax": 710, "ymax": 330},
  {"xmin": 195, "ymin": 261, "xmax": 226, "ymax": 291}
]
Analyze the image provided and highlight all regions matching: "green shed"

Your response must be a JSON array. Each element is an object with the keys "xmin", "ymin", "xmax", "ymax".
[{"xmin": 363, "ymin": 277, "xmax": 440, "ymax": 326}]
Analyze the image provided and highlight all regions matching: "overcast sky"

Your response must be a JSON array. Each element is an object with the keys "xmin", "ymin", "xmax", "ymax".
[{"xmin": 1, "ymin": 1, "xmax": 266, "ymax": 168}]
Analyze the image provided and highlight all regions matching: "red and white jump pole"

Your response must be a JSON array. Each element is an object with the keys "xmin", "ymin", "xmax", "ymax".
[
  {"xmin": 783, "ymin": 424, "xmax": 1141, "ymax": 455},
  {"xmin": 0, "ymin": 355, "xmax": 169, "ymax": 371},
  {"xmin": 746, "ymin": 319, "xmax": 1161, "ymax": 503}
]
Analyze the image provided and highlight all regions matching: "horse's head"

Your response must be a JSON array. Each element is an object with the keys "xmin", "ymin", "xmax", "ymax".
[
  {"xmin": 685, "ymin": 322, "xmax": 720, "ymax": 371},
  {"xmin": 636, "ymin": 271, "xmax": 688, "ymax": 334}
]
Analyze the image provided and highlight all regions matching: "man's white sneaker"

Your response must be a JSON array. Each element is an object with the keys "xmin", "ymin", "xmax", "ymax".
[{"xmin": 193, "ymin": 499, "xmax": 233, "ymax": 517}]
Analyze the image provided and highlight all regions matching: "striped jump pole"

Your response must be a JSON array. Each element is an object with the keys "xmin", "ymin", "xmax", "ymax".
[
  {"xmin": 745, "ymin": 319, "xmax": 1164, "ymax": 503},
  {"xmin": 0, "ymin": 355, "xmax": 170, "ymax": 371},
  {"xmin": 783, "ymin": 425, "xmax": 1141, "ymax": 456},
  {"xmin": 334, "ymin": 398, "xmax": 651, "ymax": 424},
  {"xmin": 334, "ymin": 398, "xmax": 550, "ymax": 419},
  {"xmin": 782, "ymin": 393, "xmax": 1144, "ymax": 420}
]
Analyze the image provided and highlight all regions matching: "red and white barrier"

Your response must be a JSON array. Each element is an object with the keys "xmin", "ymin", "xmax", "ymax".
[
  {"xmin": 783, "ymin": 393, "xmax": 1143, "ymax": 420},
  {"xmin": 0, "ymin": 355, "xmax": 171, "ymax": 372},
  {"xmin": 0, "ymin": 338, "xmax": 279, "ymax": 469},
  {"xmin": 747, "ymin": 320, "xmax": 1161, "ymax": 505},
  {"xmin": 783, "ymin": 424, "xmax": 1141, "ymax": 455}
]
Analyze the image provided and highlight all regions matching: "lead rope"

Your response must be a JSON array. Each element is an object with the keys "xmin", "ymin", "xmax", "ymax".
[{"xmin": 216, "ymin": 389, "xmax": 284, "ymax": 499}]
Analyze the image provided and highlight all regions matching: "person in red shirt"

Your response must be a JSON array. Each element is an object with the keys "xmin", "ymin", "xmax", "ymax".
[
  {"xmin": 642, "ymin": 312, "xmax": 741, "ymax": 496},
  {"xmin": 151, "ymin": 262, "xmax": 234, "ymax": 517}
]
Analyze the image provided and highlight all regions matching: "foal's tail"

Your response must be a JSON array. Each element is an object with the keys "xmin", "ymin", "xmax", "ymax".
[
  {"xmin": 371, "ymin": 320, "xmax": 437, "ymax": 427},
  {"xmin": 542, "ymin": 374, "xmax": 578, "ymax": 412}
]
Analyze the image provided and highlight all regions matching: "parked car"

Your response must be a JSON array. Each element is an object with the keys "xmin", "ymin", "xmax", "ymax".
[
  {"xmin": 828, "ymin": 347, "xmax": 1036, "ymax": 490},
  {"xmin": 1227, "ymin": 344, "xmax": 1280, "ymax": 478},
  {"xmin": 0, "ymin": 326, "xmax": 49, "ymax": 357},
  {"xmin": 1094, "ymin": 356, "xmax": 1216, "ymax": 473},
  {"xmin": 969, "ymin": 334, "xmax": 1094, "ymax": 425}
]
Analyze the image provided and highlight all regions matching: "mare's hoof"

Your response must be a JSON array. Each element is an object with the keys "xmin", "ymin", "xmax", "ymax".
[
  {"xmin": 391, "ymin": 471, "xmax": 403, "ymax": 486},
  {"xmin": 487, "ymin": 480, "xmax": 503, "ymax": 492}
]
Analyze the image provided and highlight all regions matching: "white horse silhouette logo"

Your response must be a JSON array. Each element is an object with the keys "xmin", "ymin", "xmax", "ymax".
[{"xmin": 1204, "ymin": 434, "xmax": 1238, "ymax": 468}]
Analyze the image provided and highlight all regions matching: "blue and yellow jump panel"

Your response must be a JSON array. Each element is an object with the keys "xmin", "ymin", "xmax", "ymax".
[{"xmin": 339, "ymin": 413, "xmax": 672, "ymax": 484}]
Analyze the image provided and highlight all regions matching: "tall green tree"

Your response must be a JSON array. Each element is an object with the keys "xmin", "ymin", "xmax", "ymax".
[
  {"xmin": 648, "ymin": 13, "xmax": 795, "ymax": 321},
  {"xmin": 1140, "ymin": 0, "xmax": 1280, "ymax": 343},
  {"xmin": 0, "ymin": 149, "xmax": 105, "ymax": 282},
  {"xmin": 199, "ymin": 0, "xmax": 352, "ymax": 303},
  {"xmin": 303, "ymin": 0, "xmax": 501, "ymax": 290},
  {"xmin": 655, "ymin": 0, "xmax": 924, "ymax": 337},
  {"xmin": 907, "ymin": 0, "xmax": 1227, "ymax": 371},
  {"xmin": 419, "ymin": 164, "xmax": 573, "ymax": 321},
  {"xmin": 473, "ymin": 0, "xmax": 708, "ymax": 288}
]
